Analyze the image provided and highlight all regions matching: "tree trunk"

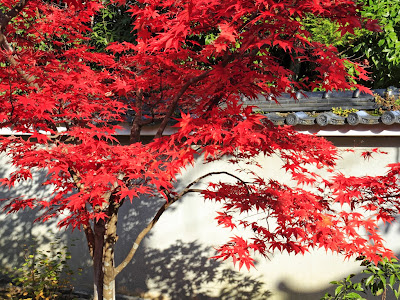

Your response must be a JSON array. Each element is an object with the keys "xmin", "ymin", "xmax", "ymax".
[
  {"xmin": 90, "ymin": 199, "xmax": 120, "ymax": 300},
  {"xmin": 93, "ymin": 220, "xmax": 106, "ymax": 300},
  {"xmin": 84, "ymin": 180, "xmax": 198, "ymax": 299},
  {"xmin": 103, "ymin": 201, "xmax": 119, "ymax": 300}
]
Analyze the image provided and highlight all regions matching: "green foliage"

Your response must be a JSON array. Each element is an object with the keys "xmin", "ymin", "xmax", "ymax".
[
  {"xmin": 322, "ymin": 257, "xmax": 400, "ymax": 300},
  {"xmin": 332, "ymin": 107, "xmax": 358, "ymax": 117},
  {"xmin": 4, "ymin": 239, "xmax": 78, "ymax": 300},
  {"xmin": 302, "ymin": 0, "xmax": 400, "ymax": 88},
  {"xmin": 91, "ymin": 1, "xmax": 136, "ymax": 51},
  {"xmin": 350, "ymin": 0, "xmax": 400, "ymax": 88},
  {"xmin": 302, "ymin": 15, "xmax": 361, "ymax": 48}
]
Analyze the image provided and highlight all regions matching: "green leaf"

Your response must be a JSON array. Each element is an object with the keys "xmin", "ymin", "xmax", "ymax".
[
  {"xmin": 335, "ymin": 285, "xmax": 343, "ymax": 295},
  {"xmin": 345, "ymin": 292, "xmax": 363, "ymax": 299},
  {"xmin": 322, "ymin": 292, "xmax": 333, "ymax": 300},
  {"xmin": 390, "ymin": 274, "xmax": 396, "ymax": 287},
  {"xmin": 365, "ymin": 275, "xmax": 375, "ymax": 286},
  {"xmin": 378, "ymin": 274, "xmax": 387, "ymax": 287},
  {"xmin": 352, "ymin": 43, "xmax": 362, "ymax": 52},
  {"xmin": 395, "ymin": 285, "xmax": 400, "ymax": 299},
  {"xmin": 375, "ymin": 288, "xmax": 384, "ymax": 296},
  {"xmin": 353, "ymin": 282, "xmax": 364, "ymax": 292}
]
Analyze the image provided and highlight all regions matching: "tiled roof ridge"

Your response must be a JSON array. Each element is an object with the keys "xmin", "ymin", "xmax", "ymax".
[{"xmin": 243, "ymin": 87, "xmax": 400, "ymax": 126}]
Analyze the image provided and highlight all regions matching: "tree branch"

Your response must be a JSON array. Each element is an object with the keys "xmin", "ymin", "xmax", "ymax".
[
  {"xmin": 180, "ymin": 171, "xmax": 250, "ymax": 194},
  {"xmin": 154, "ymin": 69, "xmax": 211, "ymax": 139},
  {"xmin": 129, "ymin": 90, "xmax": 143, "ymax": 144},
  {"xmin": 0, "ymin": 0, "xmax": 39, "ymax": 89},
  {"xmin": 0, "ymin": 0, "xmax": 29, "ymax": 31},
  {"xmin": 114, "ymin": 199, "xmax": 170, "ymax": 276},
  {"xmin": 114, "ymin": 171, "xmax": 249, "ymax": 275},
  {"xmin": 153, "ymin": 41, "xmax": 258, "ymax": 139},
  {"xmin": 68, "ymin": 167, "xmax": 85, "ymax": 191},
  {"xmin": 83, "ymin": 222, "xmax": 95, "ymax": 258},
  {"xmin": 0, "ymin": 34, "xmax": 38, "ymax": 86}
]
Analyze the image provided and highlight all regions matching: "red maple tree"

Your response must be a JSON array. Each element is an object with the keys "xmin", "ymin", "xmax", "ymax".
[{"xmin": 0, "ymin": 0, "xmax": 393, "ymax": 299}]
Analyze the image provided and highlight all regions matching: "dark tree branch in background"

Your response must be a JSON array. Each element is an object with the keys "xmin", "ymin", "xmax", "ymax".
[
  {"xmin": 130, "ymin": 90, "xmax": 143, "ymax": 144},
  {"xmin": 0, "ymin": 0, "xmax": 29, "ymax": 31},
  {"xmin": 0, "ymin": 0, "xmax": 38, "ymax": 88},
  {"xmin": 154, "ymin": 69, "xmax": 212, "ymax": 139}
]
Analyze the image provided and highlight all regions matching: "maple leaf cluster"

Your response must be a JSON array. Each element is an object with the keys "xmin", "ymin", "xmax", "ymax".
[
  {"xmin": 171, "ymin": 104, "xmax": 397, "ymax": 268},
  {"xmin": 0, "ymin": 0, "xmax": 395, "ymax": 275}
]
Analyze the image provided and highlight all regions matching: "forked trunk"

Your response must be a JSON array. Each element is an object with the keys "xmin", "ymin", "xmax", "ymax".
[
  {"xmin": 91, "ymin": 201, "xmax": 120, "ymax": 300},
  {"xmin": 83, "ymin": 185, "xmax": 177, "ymax": 300},
  {"xmin": 84, "ymin": 180, "xmax": 196, "ymax": 299}
]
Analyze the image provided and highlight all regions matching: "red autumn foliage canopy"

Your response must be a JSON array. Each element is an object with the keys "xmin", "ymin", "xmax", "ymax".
[{"xmin": 0, "ymin": 0, "xmax": 397, "ymax": 273}]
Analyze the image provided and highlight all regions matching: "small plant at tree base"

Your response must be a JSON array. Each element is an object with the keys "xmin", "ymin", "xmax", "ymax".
[
  {"xmin": 5, "ymin": 238, "xmax": 77, "ymax": 300},
  {"xmin": 322, "ymin": 257, "xmax": 400, "ymax": 300}
]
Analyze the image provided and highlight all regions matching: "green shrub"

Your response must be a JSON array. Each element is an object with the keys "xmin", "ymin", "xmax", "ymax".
[
  {"xmin": 322, "ymin": 257, "xmax": 400, "ymax": 300},
  {"xmin": 5, "ymin": 238, "xmax": 78, "ymax": 300}
]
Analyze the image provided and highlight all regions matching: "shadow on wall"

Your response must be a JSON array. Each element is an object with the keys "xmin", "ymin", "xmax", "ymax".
[
  {"xmin": 103, "ymin": 194, "xmax": 166, "ymax": 294},
  {"xmin": 60, "ymin": 192, "xmax": 169, "ymax": 291},
  {"xmin": 277, "ymin": 281, "xmax": 336, "ymax": 300},
  {"xmin": 0, "ymin": 151, "xmax": 170, "ymax": 292},
  {"xmin": 117, "ymin": 239, "xmax": 272, "ymax": 300},
  {"xmin": 112, "ymin": 172, "xmax": 272, "ymax": 299},
  {"xmin": 0, "ymin": 153, "xmax": 63, "ymax": 267},
  {"xmin": 0, "ymin": 153, "xmax": 91, "ymax": 288},
  {"xmin": 0, "ymin": 182, "xmax": 272, "ymax": 300},
  {"xmin": 10, "ymin": 149, "xmax": 400, "ymax": 300}
]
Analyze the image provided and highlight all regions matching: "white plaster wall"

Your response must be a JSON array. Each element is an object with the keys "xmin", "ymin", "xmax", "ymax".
[
  {"xmin": 142, "ymin": 141, "xmax": 400, "ymax": 300},
  {"xmin": 1, "ymin": 136, "xmax": 400, "ymax": 299}
]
